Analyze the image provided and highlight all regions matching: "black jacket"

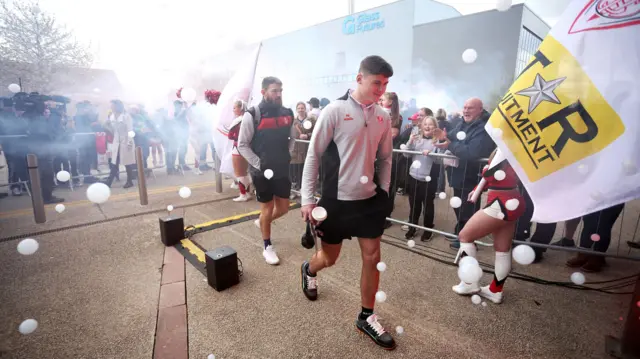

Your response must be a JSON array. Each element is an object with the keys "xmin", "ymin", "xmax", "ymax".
[{"xmin": 445, "ymin": 110, "xmax": 495, "ymax": 189}]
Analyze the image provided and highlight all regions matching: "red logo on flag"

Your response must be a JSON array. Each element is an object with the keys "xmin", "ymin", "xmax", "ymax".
[
  {"xmin": 344, "ymin": 114, "xmax": 353, "ymax": 121},
  {"xmin": 569, "ymin": 0, "xmax": 640, "ymax": 34}
]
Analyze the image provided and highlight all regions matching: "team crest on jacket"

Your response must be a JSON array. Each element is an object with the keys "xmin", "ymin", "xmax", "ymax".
[
  {"xmin": 344, "ymin": 114, "xmax": 354, "ymax": 121},
  {"xmin": 377, "ymin": 116, "xmax": 383, "ymax": 123},
  {"xmin": 569, "ymin": 0, "xmax": 640, "ymax": 34}
]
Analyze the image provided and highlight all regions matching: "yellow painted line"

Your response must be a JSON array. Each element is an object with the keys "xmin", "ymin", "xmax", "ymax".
[
  {"xmin": 0, "ymin": 181, "xmax": 217, "ymax": 218},
  {"xmin": 191, "ymin": 202, "xmax": 298, "ymax": 229},
  {"xmin": 180, "ymin": 238, "xmax": 206, "ymax": 263}
]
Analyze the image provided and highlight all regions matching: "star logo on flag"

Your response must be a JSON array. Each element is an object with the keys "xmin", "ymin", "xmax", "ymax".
[{"xmin": 516, "ymin": 74, "xmax": 566, "ymax": 114}]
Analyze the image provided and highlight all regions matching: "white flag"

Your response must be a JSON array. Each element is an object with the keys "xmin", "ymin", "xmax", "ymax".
[
  {"xmin": 212, "ymin": 43, "xmax": 262, "ymax": 176},
  {"xmin": 485, "ymin": 0, "xmax": 640, "ymax": 223}
]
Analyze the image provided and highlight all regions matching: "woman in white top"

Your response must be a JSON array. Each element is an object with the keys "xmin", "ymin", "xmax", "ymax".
[
  {"xmin": 103, "ymin": 99, "xmax": 136, "ymax": 188},
  {"xmin": 403, "ymin": 116, "xmax": 442, "ymax": 241}
]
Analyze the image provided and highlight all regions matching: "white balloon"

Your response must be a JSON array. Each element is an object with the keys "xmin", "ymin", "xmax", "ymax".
[
  {"xmin": 462, "ymin": 49, "xmax": 478, "ymax": 64},
  {"xmin": 399, "ymin": 144, "xmax": 407, "ymax": 150},
  {"xmin": 492, "ymin": 128, "xmax": 503, "ymax": 138},
  {"xmin": 458, "ymin": 263, "xmax": 483, "ymax": 284},
  {"xmin": 54, "ymin": 204, "xmax": 65, "ymax": 213},
  {"xmin": 127, "ymin": 131, "xmax": 136, "ymax": 138},
  {"xmin": 438, "ymin": 192, "xmax": 447, "ymax": 200},
  {"xmin": 181, "ymin": 87, "xmax": 197, "ymax": 102},
  {"xmin": 376, "ymin": 262, "xmax": 387, "ymax": 272},
  {"xmin": 86, "ymin": 183, "xmax": 111, "ymax": 204},
  {"xmin": 375, "ymin": 291, "xmax": 387, "ymax": 303},
  {"xmin": 359, "ymin": 176, "xmax": 369, "ymax": 184},
  {"xmin": 178, "ymin": 186, "xmax": 192, "ymax": 199},
  {"xmin": 264, "ymin": 169, "xmax": 274, "ymax": 179},
  {"xmin": 411, "ymin": 160, "xmax": 421, "ymax": 169},
  {"xmin": 167, "ymin": 205, "xmax": 174, "ymax": 212},
  {"xmin": 458, "ymin": 256, "xmax": 479, "ymax": 269},
  {"xmin": 18, "ymin": 319, "xmax": 38, "ymax": 334},
  {"xmin": 311, "ymin": 206, "xmax": 327, "ymax": 222},
  {"xmin": 494, "ymin": 170, "xmax": 506, "ymax": 181},
  {"xmin": 395, "ymin": 326, "xmax": 404, "ymax": 335},
  {"xmin": 505, "ymin": 199, "xmax": 519, "ymax": 211},
  {"xmin": 496, "ymin": 0, "xmax": 512, "ymax": 12},
  {"xmin": 513, "ymin": 245, "xmax": 536, "ymax": 265},
  {"xmin": 450, "ymin": 196, "xmax": 462, "ymax": 209},
  {"xmin": 407, "ymin": 240, "xmax": 416, "ymax": 248},
  {"xmin": 425, "ymin": 176, "xmax": 431, "ymax": 182},
  {"xmin": 17, "ymin": 238, "xmax": 39, "ymax": 255},
  {"xmin": 481, "ymin": 302, "xmax": 487, "ymax": 307},
  {"xmin": 456, "ymin": 131, "xmax": 467, "ymax": 140},
  {"xmin": 570, "ymin": 272, "xmax": 586, "ymax": 285},
  {"xmin": 8, "ymin": 83, "xmax": 21, "ymax": 93},
  {"xmin": 471, "ymin": 294, "xmax": 482, "ymax": 305},
  {"xmin": 56, "ymin": 170, "xmax": 71, "ymax": 182},
  {"xmin": 303, "ymin": 120, "xmax": 312, "ymax": 130}
]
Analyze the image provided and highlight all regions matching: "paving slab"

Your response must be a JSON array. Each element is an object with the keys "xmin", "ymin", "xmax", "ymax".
[{"xmin": 0, "ymin": 214, "xmax": 165, "ymax": 359}]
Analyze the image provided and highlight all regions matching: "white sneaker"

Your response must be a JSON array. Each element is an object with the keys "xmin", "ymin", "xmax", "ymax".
[
  {"xmin": 230, "ymin": 182, "xmax": 238, "ymax": 189},
  {"xmin": 452, "ymin": 281, "xmax": 480, "ymax": 295},
  {"xmin": 263, "ymin": 245, "xmax": 280, "ymax": 265},
  {"xmin": 479, "ymin": 285, "xmax": 503, "ymax": 304},
  {"xmin": 401, "ymin": 225, "xmax": 409, "ymax": 231},
  {"xmin": 233, "ymin": 194, "xmax": 249, "ymax": 202},
  {"xmin": 254, "ymin": 219, "xmax": 261, "ymax": 229},
  {"xmin": 194, "ymin": 168, "xmax": 203, "ymax": 175}
]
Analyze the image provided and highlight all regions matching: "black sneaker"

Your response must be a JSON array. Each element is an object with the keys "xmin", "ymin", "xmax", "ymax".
[
  {"xmin": 405, "ymin": 228, "xmax": 416, "ymax": 240},
  {"xmin": 301, "ymin": 261, "xmax": 317, "ymax": 301},
  {"xmin": 44, "ymin": 196, "xmax": 64, "ymax": 204},
  {"xmin": 420, "ymin": 231, "xmax": 433, "ymax": 242},
  {"xmin": 355, "ymin": 314, "xmax": 397, "ymax": 350}
]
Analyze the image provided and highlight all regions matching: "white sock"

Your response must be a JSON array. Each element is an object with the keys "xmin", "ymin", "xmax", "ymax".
[
  {"xmin": 490, "ymin": 251, "xmax": 512, "ymax": 293},
  {"xmin": 494, "ymin": 251, "xmax": 511, "ymax": 282},
  {"xmin": 460, "ymin": 242, "xmax": 477, "ymax": 259}
]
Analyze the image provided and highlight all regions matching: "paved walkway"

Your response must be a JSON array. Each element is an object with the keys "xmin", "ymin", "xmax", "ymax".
[{"xmin": 1, "ymin": 178, "xmax": 639, "ymax": 358}]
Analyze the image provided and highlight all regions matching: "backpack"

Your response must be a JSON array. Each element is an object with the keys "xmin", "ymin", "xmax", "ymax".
[{"xmin": 227, "ymin": 105, "xmax": 261, "ymax": 142}]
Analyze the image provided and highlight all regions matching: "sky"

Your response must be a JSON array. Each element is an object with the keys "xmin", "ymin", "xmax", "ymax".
[{"xmin": 34, "ymin": 0, "xmax": 571, "ymax": 104}]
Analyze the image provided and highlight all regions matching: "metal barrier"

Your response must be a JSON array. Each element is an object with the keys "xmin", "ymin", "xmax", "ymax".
[{"xmin": 290, "ymin": 138, "xmax": 640, "ymax": 261}]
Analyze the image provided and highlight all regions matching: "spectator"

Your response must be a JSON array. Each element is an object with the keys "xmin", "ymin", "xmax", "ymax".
[
  {"xmin": 433, "ymin": 97, "xmax": 495, "ymax": 249},
  {"xmin": 402, "ymin": 116, "xmax": 442, "ymax": 241}
]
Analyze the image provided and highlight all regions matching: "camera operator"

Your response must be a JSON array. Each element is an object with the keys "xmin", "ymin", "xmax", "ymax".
[
  {"xmin": 23, "ymin": 93, "xmax": 64, "ymax": 204},
  {"xmin": 3, "ymin": 94, "xmax": 30, "ymax": 196}
]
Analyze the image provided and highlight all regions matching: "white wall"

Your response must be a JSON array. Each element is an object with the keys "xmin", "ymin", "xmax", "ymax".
[
  {"xmin": 251, "ymin": 0, "xmax": 416, "ymax": 108},
  {"xmin": 413, "ymin": 0, "xmax": 461, "ymax": 26}
]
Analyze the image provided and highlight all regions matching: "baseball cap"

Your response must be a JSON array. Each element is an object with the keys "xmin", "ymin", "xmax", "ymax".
[{"xmin": 409, "ymin": 112, "xmax": 420, "ymax": 121}]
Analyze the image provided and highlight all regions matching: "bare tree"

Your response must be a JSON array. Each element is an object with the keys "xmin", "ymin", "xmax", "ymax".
[{"xmin": 0, "ymin": 0, "xmax": 93, "ymax": 93}]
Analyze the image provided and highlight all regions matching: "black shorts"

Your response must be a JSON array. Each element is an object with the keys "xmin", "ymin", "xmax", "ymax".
[
  {"xmin": 316, "ymin": 188, "xmax": 389, "ymax": 245},
  {"xmin": 251, "ymin": 175, "xmax": 291, "ymax": 203}
]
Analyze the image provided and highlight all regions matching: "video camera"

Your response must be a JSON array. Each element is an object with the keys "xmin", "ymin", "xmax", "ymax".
[{"xmin": 12, "ymin": 92, "xmax": 49, "ymax": 118}]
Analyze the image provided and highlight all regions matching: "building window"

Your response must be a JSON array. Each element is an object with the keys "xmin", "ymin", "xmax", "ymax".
[{"xmin": 515, "ymin": 27, "xmax": 543, "ymax": 78}]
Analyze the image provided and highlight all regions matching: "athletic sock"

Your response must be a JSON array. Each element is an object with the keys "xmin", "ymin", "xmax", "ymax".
[
  {"xmin": 263, "ymin": 239, "xmax": 272, "ymax": 249},
  {"xmin": 359, "ymin": 307, "xmax": 374, "ymax": 321},
  {"xmin": 490, "ymin": 251, "xmax": 511, "ymax": 293},
  {"xmin": 459, "ymin": 242, "xmax": 477, "ymax": 259}
]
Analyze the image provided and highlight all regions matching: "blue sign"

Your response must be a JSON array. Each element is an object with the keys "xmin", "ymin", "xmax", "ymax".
[{"xmin": 342, "ymin": 12, "xmax": 385, "ymax": 35}]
